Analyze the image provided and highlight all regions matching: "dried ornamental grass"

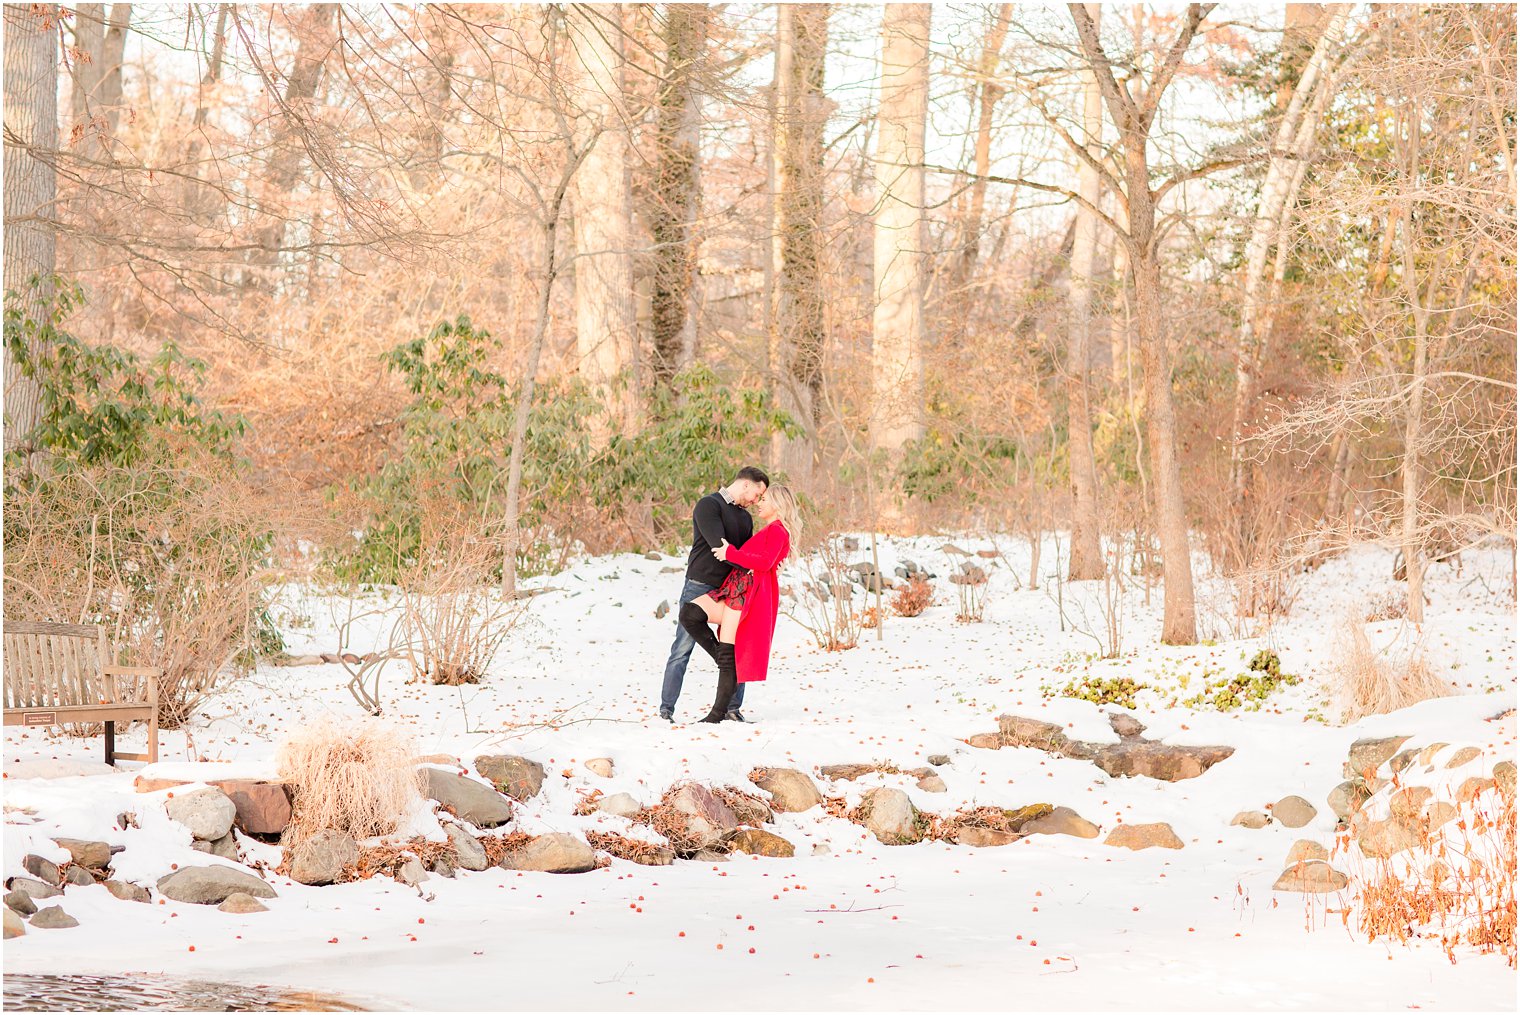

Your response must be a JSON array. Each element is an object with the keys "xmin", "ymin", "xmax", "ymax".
[
  {"xmin": 1334, "ymin": 619, "xmax": 1452, "ymax": 722},
  {"xmin": 276, "ymin": 720, "xmax": 422, "ymax": 845},
  {"xmin": 585, "ymin": 830, "xmax": 669, "ymax": 865}
]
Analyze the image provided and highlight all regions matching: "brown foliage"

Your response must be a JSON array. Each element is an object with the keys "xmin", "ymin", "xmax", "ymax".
[{"xmin": 890, "ymin": 577, "xmax": 934, "ymax": 617}]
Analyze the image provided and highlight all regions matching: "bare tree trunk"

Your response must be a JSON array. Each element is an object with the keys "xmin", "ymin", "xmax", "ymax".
[
  {"xmin": 568, "ymin": 3, "xmax": 638, "ymax": 438},
  {"xmin": 71, "ymin": 4, "xmax": 104, "ymax": 134},
  {"xmin": 1227, "ymin": 5, "xmax": 1349, "ymax": 542},
  {"xmin": 3, "ymin": 3, "xmax": 59, "ymax": 459},
  {"xmin": 870, "ymin": 2, "xmax": 930, "ymax": 458},
  {"xmin": 947, "ymin": 3, "xmax": 1012, "ymax": 326},
  {"xmin": 99, "ymin": 3, "xmax": 130, "ymax": 133},
  {"xmin": 1066, "ymin": 2, "xmax": 1104, "ymax": 580},
  {"xmin": 770, "ymin": 4, "xmax": 829, "ymax": 485},
  {"xmin": 650, "ymin": 4, "xmax": 707, "ymax": 385}
]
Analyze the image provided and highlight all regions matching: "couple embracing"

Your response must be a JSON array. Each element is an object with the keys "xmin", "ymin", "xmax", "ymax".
[{"xmin": 658, "ymin": 466, "xmax": 804, "ymax": 724}]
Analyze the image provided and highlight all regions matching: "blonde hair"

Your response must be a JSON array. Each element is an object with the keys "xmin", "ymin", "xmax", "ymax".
[{"xmin": 765, "ymin": 484, "xmax": 804, "ymax": 546}]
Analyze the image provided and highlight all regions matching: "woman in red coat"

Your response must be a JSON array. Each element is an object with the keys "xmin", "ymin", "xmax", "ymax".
[{"xmin": 688, "ymin": 485, "xmax": 802, "ymax": 723}]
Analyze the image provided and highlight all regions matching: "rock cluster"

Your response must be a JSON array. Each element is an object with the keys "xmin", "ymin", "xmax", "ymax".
[{"xmin": 994, "ymin": 712, "xmax": 1235, "ymax": 782}]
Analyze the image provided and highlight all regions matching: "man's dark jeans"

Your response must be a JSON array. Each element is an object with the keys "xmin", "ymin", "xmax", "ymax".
[{"xmin": 659, "ymin": 577, "xmax": 746, "ymax": 715}]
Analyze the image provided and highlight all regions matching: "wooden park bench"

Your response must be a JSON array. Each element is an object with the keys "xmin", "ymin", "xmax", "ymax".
[{"xmin": 3, "ymin": 620, "xmax": 161, "ymax": 766}]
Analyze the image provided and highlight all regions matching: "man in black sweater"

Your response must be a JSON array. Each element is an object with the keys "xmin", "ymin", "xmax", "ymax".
[{"xmin": 658, "ymin": 466, "xmax": 769, "ymax": 722}]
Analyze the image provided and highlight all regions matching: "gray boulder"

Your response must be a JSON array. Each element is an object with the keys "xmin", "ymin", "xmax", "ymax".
[
  {"xmin": 54, "ymin": 838, "xmax": 112, "ymax": 871},
  {"xmin": 218, "ymin": 892, "xmax": 268, "ymax": 914},
  {"xmin": 192, "ymin": 832, "xmax": 238, "ymax": 862},
  {"xmin": 1272, "ymin": 796, "xmax": 1317, "ymax": 829},
  {"xmin": 1327, "ymin": 780, "xmax": 1370, "ymax": 820},
  {"xmin": 1357, "ymin": 817, "xmax": 1424, "ymax": 859},
  {"xmin": 6, "ymin": 877, "xmax": 61, "ymax": 903},
  {"xmin": 861, "ymin": 788, "xmax": 921, "ymax": 845},
  {"xmin": 20, "ymin": 855, "xmax": 61, "ymax": 886},
  {"xmin": 916, "ymin": 773, "xmax": 948, "ymax": 793},
  {"xmin": 1273, "ymin": 861, "xmax": 1349, "ymax": 893},
  {"xmin": 1285, "ymin": 839, "xmax": 1329, "ymax": 865},
  {"xmin": 30, "ymin": 905, "xmax": 80, "ymax": 930},
  {"xmin": 5, "ymin": 890, "xmax": 37, "ymax": 916},
  {"xmin": 288, "ymin": 829, "xmax": 359, "ymax": 886},
  {"xmin": 749, "ymin": 768, "xmax": 823, "ymax": 813},
  {"xmin": 927, "ymin": 754, "xmax": 951, "ymax": 767},
  {"xmin": 1344, "ymin": 735, "xmax": 1410, "ymax": 781},
  {"xmin": 446, "ymin": 824, "xmax": 490, "ymax": 871},
  {"xmin": 499, "ymin": 833, "xmax": 598, "ymax": 873},
  {"xmin": 398, "ymin": 857, "xmax": 429, "ymax": 887},
  {"xmin": 665, "ymin": 784, "xmax": 739, "ymax": 851},
  {"xmin": 4, "ymin": 907, "xmax": 23, "ymax": 939},
  {"xmin": 157, "ymin": 865, "xmax": 277, "ymax": 905},
  {"xmin": 1231, "ymin": 811, "xmax": 1271, "ymax": 829},
  {"xmin": 474, "ymin": 755, "xmax": 546, "ymax": 802},
  {"xmin": 166, "ymin": 788, "xmax": 238, "ymax": 842},
  {"xmin": 103, "ymin": 880, "xmax": 150, "ymax": 903},
  {"xmin": 419, "ymin": 767, "xmax": 514, "ymax": 828},
  {"xmin": 596, "ymin": 792, "xmax": 644, "ymax": 819},
  {"xmin": 63, "ymin": 865, "xmax": 95, "ymax": 887}
]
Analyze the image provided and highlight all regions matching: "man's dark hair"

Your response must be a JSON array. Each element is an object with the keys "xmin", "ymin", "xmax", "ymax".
[{"xmin": 735, "ymin": 465, "xmax": 770, "ymax": 487}]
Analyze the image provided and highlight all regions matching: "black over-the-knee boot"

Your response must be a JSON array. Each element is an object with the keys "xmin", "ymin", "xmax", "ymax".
[
  {"xmin": 699, "ymin": 644, "xmax": 738, "ymax": 723},
  {"xmin": 679, "ymin": 602, "xmax": 720, "ymax": 661}
]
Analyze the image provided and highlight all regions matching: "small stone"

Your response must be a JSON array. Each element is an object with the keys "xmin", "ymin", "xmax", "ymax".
[
  {"xmin": 926, "ymin": 754, "xmax": 951, "ymax": 767},
  {"xmin": 192, "ymin": 831, "xmax": 239, "ymax": 862},
  {"xmin": 1389, "ymin": 748, "xmax": 1419, "ymax": 773},
  {"xmin": 585, "ymin": 758, "xmax": 615, "ymax": 778},
  {"xmin": 499, "ymin": 833, "xmax": 598, "ymax": 874},
  {"xmin": 103, "ymin": 880, "xmax": 150, "ymax": 903},
  {"xmin": 860, "ymin": 788, "xmax": 921, "ymax": 845},
  {"xmin": 817, "ymin": 763, "xmax": 877, "ymax": 782},
  {"xmin": 1107, "ymin": 712, "xmax": 1146, "ymax": 739},
  {"xmin": 157, "ymin": 866, "xmax": 277, "ymax": 905},
  {"xmin": 6, "ymin": 877, "xmax": 60, "ymax": 902},
  {"xmin": 29, "ymin": 905, "xmax": 80, "ymax": 930},
  {"xmin": 5, "ymin": 890, "xmax": 37, "ymax": 916},
  {"xmin": 398, "ymin": 857, "xmax": 428, "ymax": 886},
  {"xmin": 63, "ymin": 865, "xmax": 95, "ymax": 887},
  {"xmin": 1104, "ymin": 822, "xmax": 1183, "ymax": 850},
  {"xmin": 474, "ymin": 755, "xmax": 546, "ymax": 802},
  {"xmin": 1021, "ymin": 806, "xmax": 1100, "ymax": 839},
  {"xmin": 20, "ymin": 855, "xmax": 60, "ymax": 887},
  {"xmin": 53, "ymin": 838, "xmax": 112, "ymax": 871},
  {"xmin": 1390, "ymin": 786, "xmax": 1434, "ymax": 821},
  {"xmin": 218, "ymin": 892, "xmax": 269, "ymax": 914},
  {"xmin": 4, "ymin": 907, "xmax": 23, "ymax": 939},
  {"xmin": 655, "ymin": 600, "xmax": 671, "ymax": 620},
  {"xmin": 165, "ymin": 788, "xmax": 237, "ymax": 842},
  {"xmin": 996, "ymin": 715, "xmax": 1068, "ymax": 749},
  {"xmin": 1358, "ymin": 817, "xmax": 1424, "ymax": 859},
  {"xmin": 750, "ymin": 769, "xmax": 823, "ymax": 813},
  {"xmin": 1272, "ymin": 795, "xmax": 1317, "ymax": 829},
  {"xmin": 1285, "ymin": 839, "xmax": 1329, "ymax": 865},
  {"xmin": 729, "ymin": 828, "xmax": 795, "ymax": 857},
  {"xmin": 1326, "ymin": 780, "xmax": 1371, "ymax": 820},
  {"xmin": 1444, "ymin": 746, "xmax": 1481, "ymax": 769},
  {"xmin": 596, "ymin": 792, "xmax": 644, "ymax": 819},
  {"xmin": 446, "ymin": 824, "xmax": 490, "ymax": 871},
  {"xmin": 966, "ymin": 733, "xmax": 1001, "ymax": 750},
  {"xmin": 1231, "ymin": 811, "xmax": 1271, "ymax": 829},
  {"xmin": 1494, "ymin": 761, "xmax": 1515, "ymax": 797},
  {"xmin": 1417, "ymin": 742, "xmax": 1451, "ymax": 767},
  {"xmin": 957, "ymin": 827, "xmax": 1020, "ymax": 847},
  {"xmin": 1346, "ymin": 736, "xmax": 1411, "ymax": 781},
  {"xmin": 1273, "ymin": 861, "xmax": 1349, "ymax": 893},
  {"xmin": 915, "ymin": 773, "xmax": 948, "ymax": 794},
  {"xmin": 692, "ymin": 848, "xmax": 730, "ymax": 862},
  {"xmin": 288, "ymin": 829, "xmax": 359, "ymax": 886},
  {"xmin": 428, "ymin": 855, "xmax": 456, "ymax": 878},
  {"xmin": 812, "ymin": 843, "xmax": 831, "ymax": 856},
  {"xmin": 644, "ymin": 551, "xmax": 663, "ymax": 561}
]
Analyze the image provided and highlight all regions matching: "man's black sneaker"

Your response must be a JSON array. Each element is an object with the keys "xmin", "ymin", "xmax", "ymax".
[
  {"xmin": 725, "ymin": 710, "xmax": 748, "ymax": 723},
  {"xmin": 659, "ymin": 709, "xmax": 674, "ymax": 722}
]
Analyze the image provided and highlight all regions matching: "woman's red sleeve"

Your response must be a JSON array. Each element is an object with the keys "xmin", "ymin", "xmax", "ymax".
[{"xmin": 726, "ymin": 525, "xmax": 788, "ymax": 571}]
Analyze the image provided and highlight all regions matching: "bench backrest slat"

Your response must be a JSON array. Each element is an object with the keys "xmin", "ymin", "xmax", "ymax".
[{"xmin": 3, "ymin": 622, "xmax": 113, "ymax": 710}]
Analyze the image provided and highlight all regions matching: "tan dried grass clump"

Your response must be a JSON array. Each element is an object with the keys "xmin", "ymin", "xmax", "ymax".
[
  {"xmin": 586, "ymin": 830, "xmax": 668, "ymax": 864},
  {"xmin": 277, "ymin": 719, "xmax": 422, "ymax": 845},
  {"xmin": 1335, "ymin": 619, "xmax": 1451, "ymax": 722}
]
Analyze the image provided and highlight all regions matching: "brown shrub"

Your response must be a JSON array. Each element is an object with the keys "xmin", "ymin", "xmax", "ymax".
[{"xmin": 891, "ymin": 578, "xmax": 934, "ymax": 618}]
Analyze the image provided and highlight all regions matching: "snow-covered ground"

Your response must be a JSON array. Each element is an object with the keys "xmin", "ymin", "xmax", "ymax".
[{"xmin": 4, "ymin": 536, "xmax": 1516, "ymax": 1011}]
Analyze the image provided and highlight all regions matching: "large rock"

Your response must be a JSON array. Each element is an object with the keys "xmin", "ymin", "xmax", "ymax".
[
  {"xmin": 63, "ymin": 865, "xmax": 95, "ymax": 887},
  {"xmin": 6, "ymin": 877, "xmax": 61, "ymax": 903},
  {"xmin": 1021, "ymin": 806, "xmax": 1100, "ymax": 839},
  {"xmin": 1444, "ymin": 746, "xmax": 1481, "ymax": 769},
  {"xmin": 861, "ymin": 788, "xmax": 921, "ymax": 845},
  {"xmin": 5, "ymin": 890, "xmax": 37, "ymax": 916},
  {"xmin": 957, "ymin": 827, "xmax": 1020, "ymax": 847},
  {"xmin": 750, "ymin": 769, "xmax": 823, "ymax": 813},
  {"xmin": 157, "ymin": 865, "xmax": 277, "ymax": 905},
  {"xmin": 446, "ymin": 825, "xmax": 490, "ymax": 871},
  {"xmin": 1345, "ymin": 736, "xmax": 1410, "ymax": 781},
  {"xmin": 1494, "ymin": 761, "xmax": 1515, "ymax": 797},
  {"xmin": 20, "ymin": 855, "xmax": 60, "ymax": 886},
  {"xmin": 1273, "ymin": 796, "xmax": 1317, "ymax": 829},
  {"xmin": 1390, "ymin": 786, "xmax": 1433, "ymax": 821},
  {"xmin": 219, "ymin": 781, "xmax": 294, "ymax": 836},
  {"xmin": 1357, "ymin": 817, "xmax": 1423, "ymax": 859},
  {"xmin": 1104, "ymin": 822, "xmax": 1183, "ymax": 850},
  {"xmin": 665, "ymin": 784, "xmax": 739, "ymax": 851},
  {"xmin": 1231, "ymin": 811, "xmax": 1271, "ymax": 829},
  {"xmin": 473, "ymin": 755, "xmax": 545, "ymax": 802},
  {"xmin": 996, "ymin": 715, "xmax": 1069, "ymax": 750},
  {"xmin": 1089, "ymin": 742, "xmax": 1235, "ymax": 782},
  {"xmin": 103, "ymin": 880, "xmax": 150, "ymax": 903},
  {"xmin": 166, "ymin": 788, "xmax": 237, "ymax": 842},
  {"xmin": 966, "ymin": 733, "xmax": 1001, "ymax": 750},
  {"xmin": 53, "ymin": 838, "xmax": 112, "ymax": 871},
  {"xmin": 419, "ymin": 767, "xmax": 514, "ymax": 828},
  {"xmin": 1327, "ymin": 780, "xmax": 1371, "ymax": 821},
  {"xmin": 30, "ymin": 905, "xmax": 79, "ymax": 930},
  {"xmin": 596, "ymin": 792, "xmax": 643, "ymax": 819},
  {"xmin": 218, "ymin": 892, "xmax": 269, "ymax": 914},
  {"xmin": 1285, "ymin": 839, "xmax": 1329, "ymax": 865},
  {"xmin": 499, "ymin": 833, "xmax": 597, "ymax": 873},
  {"xmin": 726, "ymin": 793, "xmax": 774, "ymax": 828},
  {"xmin": 1426, "ymin": 801, "xmax": 1458, "ymax": 831},
  {"xmin": 1273, "ymin": 861, "xmax": 1349, "ymax": 893},
  {"xmin": 288, "ymin": 829, "xmax": 359, "ymax": 886},
  {"xmin": 729, "ymin": 828, "xmax": 795, "ymax": 857},
  {"xmin": 4, "ymin": 907, "xmax": 23, "ymax": 939},
  {"xmin": 818, "ymin": 763, "xmax": 877, "ymax": 782},
  {"xmin": 1108, "ymin": 712, "xmax": 1147, "ymax": 739}
]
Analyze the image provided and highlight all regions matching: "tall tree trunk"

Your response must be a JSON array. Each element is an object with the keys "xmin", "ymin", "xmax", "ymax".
[
  {"xmin": 1066, "ymin": 2, "xmax": 1104, "ymax": 581},
  {"xmin": 870, "ymin": 2, "xmax": 931, "ymax": 458},
  {"xmin": 99, "ymin": 3, "xmax": 130, "ymax": 134},
  {"xmin": 650, "ymin": 4, "xmax": 707, "ymax": 385},
  {"xmin": 1227, "ymin": 4, "xmax": 1349, "ymax": 550},
  {"xmin": 568, "ymin": 3, "xmax": 638, "ymax": 438},
  {"xmin": 3, "ymin": 3, "xmax": 60, "ymax": 459},
  {"xmin": 71, "ymin": 4, "xmax": 104, "ymax": 135},
  {"xmin": 770, "ymin": 4, "xmax": 829, "ymax": 485}
]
